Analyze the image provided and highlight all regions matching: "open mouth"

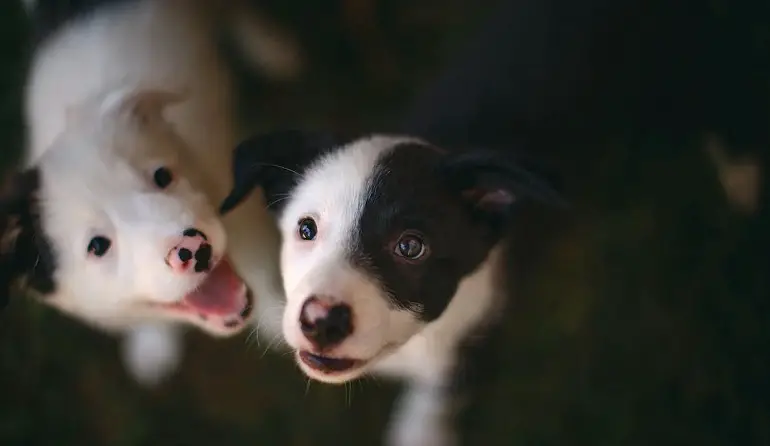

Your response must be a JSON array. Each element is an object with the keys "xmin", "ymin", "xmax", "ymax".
[
  {"xmin": 298, "ymin": 350, "xmax": 365, "ymax": 375},
  {"xmin": 152, "ymin": 258, "xmax": 254, "ymax": 332}
]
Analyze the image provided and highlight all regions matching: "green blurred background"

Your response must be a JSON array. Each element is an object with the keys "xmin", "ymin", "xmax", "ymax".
[{"xmin": 1, "ymin": 0, "xmax": 770, "ymax": 445}]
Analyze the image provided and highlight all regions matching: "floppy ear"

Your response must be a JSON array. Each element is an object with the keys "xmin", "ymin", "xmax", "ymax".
[
  {"xmin": 439, "ymin": 149, "xmax": 566, "ymax": 227},
  {"xmin": 0, "ymin": 168, "xmax": 57, "ymax": 310},
  {"xmin": 219, "ymin": 130, "xmax": 343, "ymax": 214},
  {"xmin": 68, "ymin": 87, "xmax": 187, "ymax": 128},
  {"xmin": 100, "ymin": 87, "xmax": 187, "ymax": 124}
]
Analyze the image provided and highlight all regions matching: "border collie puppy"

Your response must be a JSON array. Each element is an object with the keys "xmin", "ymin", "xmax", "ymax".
[
  {"xmin": 221, "ymin": 131, "xmax": 563, "ymax": 446},
  {"xmin": 0, "ymin": 0, "xmax": 287, "ymax": 385}
]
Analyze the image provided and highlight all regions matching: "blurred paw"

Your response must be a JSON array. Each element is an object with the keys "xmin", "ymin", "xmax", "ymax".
[
  {"xmin": 230, "ymin": 7, "xmax": 304, "ymax": 82},
  {"xmin": 122, "ymin": 323, "xmax": 184, "ymax": 388},
  {"xmin": 386, "ymin": 420, "xmax": 457, "ymax": 446}
]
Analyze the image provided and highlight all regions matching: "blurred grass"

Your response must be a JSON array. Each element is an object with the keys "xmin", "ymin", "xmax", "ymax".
[{"xmin": 1, "ymin": 1, "xmax": 770, "ymax": 445}]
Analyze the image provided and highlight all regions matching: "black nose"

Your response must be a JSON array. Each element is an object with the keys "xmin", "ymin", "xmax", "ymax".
[{"xmin": 300, "ymin": 297, "xmax": 353, "ymax": 350}]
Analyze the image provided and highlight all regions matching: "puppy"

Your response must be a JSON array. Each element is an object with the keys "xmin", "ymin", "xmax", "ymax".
[
  {"xmin": 0, "ymin": 0, "xmax": 286, "ymax": 385},
  {"xmin": 221, "ymin": 130, "xmax": 563, "ymax": 446}
]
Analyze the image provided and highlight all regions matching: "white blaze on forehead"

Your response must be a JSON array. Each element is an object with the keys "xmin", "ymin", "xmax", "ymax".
[
  {"xmin": 278, "ymin": 135, "xmax": 425, "ymax": 273},
  {"xmin": 279, "ymin": 135, "xmax": 426, "ymax": 234}
]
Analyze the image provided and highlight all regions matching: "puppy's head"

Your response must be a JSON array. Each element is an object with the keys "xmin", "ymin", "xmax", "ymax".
[
  {"xmin": 4, "ymin": 87, "xmax": 253, "ymax": 335},
  {"xmin": 223, "ymin": 131, "xmax": 562, "ymax": 383}
]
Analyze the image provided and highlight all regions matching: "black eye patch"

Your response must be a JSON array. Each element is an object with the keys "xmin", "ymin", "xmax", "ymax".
[
  {"xmin": 0, "ymin": 168, "xmax": 58, "ymax": 308},
  {"xmin": 347, "ymin": 145, "xmax": 501, "ymax": 321}
]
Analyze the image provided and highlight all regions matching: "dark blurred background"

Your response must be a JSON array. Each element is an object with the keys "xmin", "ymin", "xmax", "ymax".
[{"xmin": 1, "ymin": 0, "xmax": 770, "ymax": 445}]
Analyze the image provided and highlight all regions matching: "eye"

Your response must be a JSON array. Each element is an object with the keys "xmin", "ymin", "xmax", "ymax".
[
  {"xmin": 394, "ymin": 233, "xmax": 427, "ymax": 260},
  {"xmin": 87, "ymin": 236, "xmax": 112, "ymax": 257},
  {"xmin": 153, "ymin": 167, "xmax": 174, "ymax": 189},
  {"xmin": 298, "ymin": 217, "xmax": 317, "ymax": 241}
]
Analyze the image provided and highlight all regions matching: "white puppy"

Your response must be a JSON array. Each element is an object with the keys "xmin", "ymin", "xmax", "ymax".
[{"xmin": 0, "ymin": 0, "xmax": 286, "ymax": 385}]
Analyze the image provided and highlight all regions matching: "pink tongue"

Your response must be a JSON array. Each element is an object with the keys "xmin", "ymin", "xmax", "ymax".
[{"xmin": 184, "ymin": 259, "xmax": 244, "ymax": 315}]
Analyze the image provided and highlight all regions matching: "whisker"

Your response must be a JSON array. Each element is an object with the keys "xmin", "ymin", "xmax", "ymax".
[
  {"xmin": 244, "ymin": 327, "xmax": 259, "ymax": 351},
  {"xmin": 266, "ymin": 196, "xmax": 289, "ymax": 209},
  {"xmin": 252, "ymin": 163, "xmax": 301, "ymax": 177},
  {"xmin": 367, "ymin": 374, "xmax": 383, "ymax": 388},
  {"xmin": 260, "ymin": 332, "xmax": 284, "ymax": 358},
  {"xmin": 345, "ymin": 382, "xmax": 352, "ymax": 407}
]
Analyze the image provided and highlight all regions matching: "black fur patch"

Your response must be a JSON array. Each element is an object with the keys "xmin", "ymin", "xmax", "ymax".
[
  {"xmin": 220, "ymin": 129, "xmax": 353, "ymax": 215},
  {"xmin": 350, "ymin": 144, "xmax": 505, "ymax": 320},
  {"xmin": 348, "ymin": 143, "xmax": 560, "ymax": 320},
  {"xmin": 0, "ymin": 168, "xmax": 57, "ymax": 309}
]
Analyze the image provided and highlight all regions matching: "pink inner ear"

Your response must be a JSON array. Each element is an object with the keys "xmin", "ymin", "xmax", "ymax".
[
  {"xmin": 480, "ymin": 189, "xmax": 515, "ymax": 207},
  {"xmin": 462, "ymin": 188, "xmax": 516, "ymax": 210}
]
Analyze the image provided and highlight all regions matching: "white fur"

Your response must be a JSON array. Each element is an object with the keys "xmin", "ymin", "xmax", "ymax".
[
  {"xmin": 121, "ymin": 321, "xmax": 184, "ymax": 386},
  {"xmin": 386, "ymin": 381, "xmax": 457, "ymax": 446},
  {"xmin": 24, "ymin": 0, "xmax": 282, "ymax": 385},
  {"xmin": 275, "ymin": 136, "xmax": 505, "ymax": 445},
  {"xmin": 222, "ymin": 186, "xmax": 286, "ymax": 343}
]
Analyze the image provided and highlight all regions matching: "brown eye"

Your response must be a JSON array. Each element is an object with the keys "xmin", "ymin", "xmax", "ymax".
[
  {"xmin": 153, "ymin": 167, "xmax": 173, "ymax": 189},
  {"xmin": 394, "ymin": 234, "xmax": 427, "ymax": 260}
]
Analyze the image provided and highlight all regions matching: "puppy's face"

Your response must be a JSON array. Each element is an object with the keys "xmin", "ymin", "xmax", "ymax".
[
  {"xmin": 0, "ymin": 88, "xmax": 253, "ymax": 335},
  {"xmin": 222, "ymin": 131, "xmax": 561, "ymax": 383}
]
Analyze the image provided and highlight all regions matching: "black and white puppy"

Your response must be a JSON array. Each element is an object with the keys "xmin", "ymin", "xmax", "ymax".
[{"xmin": 221, "ymin": 131, "xmax": 563, "ymax": 446}]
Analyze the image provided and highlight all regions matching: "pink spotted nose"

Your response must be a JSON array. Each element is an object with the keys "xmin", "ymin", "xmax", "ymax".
[{"xmin": 166, "ymin": 228, "xmax": 213, "ymax": 274}]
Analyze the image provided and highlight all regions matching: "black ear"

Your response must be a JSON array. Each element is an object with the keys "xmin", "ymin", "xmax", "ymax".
[
  {"xmin": 0, "ymin": 168, "xmax": 57, "ymax": 311},
  {"xmin": 440, "ymin": 150, "xmax": 567, "ymax": 222},
  {"xmin": 219, "ymin": 130, "xmax": 344, "ymax": 215}
]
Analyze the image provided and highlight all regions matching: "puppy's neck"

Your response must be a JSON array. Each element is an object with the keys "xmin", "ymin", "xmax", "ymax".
[{"xmin": 373, "ymin": 242, "xmax": 507, "ymax": 384}]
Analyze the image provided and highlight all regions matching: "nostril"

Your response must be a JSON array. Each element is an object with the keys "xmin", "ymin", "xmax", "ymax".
[
  {"xmin": 193, "ymin": 244, "xmax": 213, "ymax": 273},
  {"xmin": 183, "ymin": 227, "xmax": 208, "ymax": 241},
  {"xmin": 323, "ymin": 304, "xmax": 352, "ymax": 342},
  {"xmin": 327, "ymin": 305, "xmax": 352, "ymax": 334},
  {"xmin": 178, "ymin": 248, "xmax": 193, "ymax": 262},
  {"xmin": 320, "ymin": 304, "xmax": 353, "ymax": 347}
]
